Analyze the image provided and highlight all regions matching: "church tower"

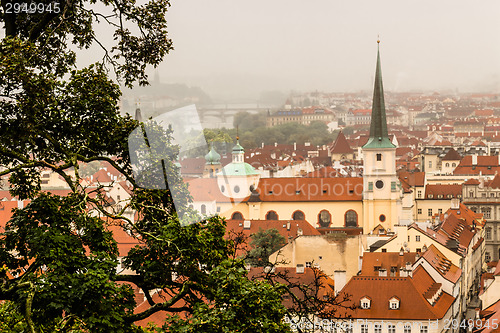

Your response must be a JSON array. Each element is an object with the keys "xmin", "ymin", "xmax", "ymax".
[{"xmin": 362, "ymin": 40, "xmax": 402, "ymax": 233}]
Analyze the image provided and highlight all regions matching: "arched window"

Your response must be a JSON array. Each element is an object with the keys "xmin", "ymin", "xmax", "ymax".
[
  {"xmin": 266, "ymin": 211, "xmax": 278, "ymax": 220},
  {"xmin": 231, "ymin": 212, "xmax": 243, "ymax": 220},
  {"xmin": 445, "ymin": 163, "xmax": 450, "ymax": 167},
  {"xmin": 345, "ymin": 210, "xmax": 358, "ymax": 227},
  {"xmin": 292, "ymin": 210, "xmax": 305, "ymax": 220},
  {"xmin": 318, "ymin": 210, "xmax": 331, "ymax": 228},
  {"xmin": 200, "ymin": 204, "xmax": 206, "ymax": 214},
  {"xmin": 452, "ymin": 163, "xmax": 456, "ymax": 167}
]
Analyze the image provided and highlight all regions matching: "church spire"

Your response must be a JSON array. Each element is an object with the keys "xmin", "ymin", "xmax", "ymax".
[{"xmin": 363, "ymin": 40, "xmax": 395, "ymax": 149}]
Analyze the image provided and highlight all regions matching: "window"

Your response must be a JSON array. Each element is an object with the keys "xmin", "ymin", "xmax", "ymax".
[
  {"xmin": 231, "ymin": 212, "xmax": 243, "ymax": 220},
  {"xmin": 452, "ymin": 162, "xmax": 456, "ymax": 167},
  {"xmin": 438, "ymin": 208, "xmax": 442, "ymax": 214},
  {"xmin": 220, "ymin": 185, "xmax": 225, "ymax": 193},
  {"xmin": 428, "ymin": 194, "xmax": 433, "ymax": 199},
  {"xmin": 469, "ymin": 191, "xmax": 474, "ymax": 198},
  {"xmin": 361, "ymin": 325, "xmax": 368, "ymax": 333},
  {"xmin": 389, "ymin": 298, "xmax": 400, "ymax": 309},
  {"xmin": 492, "ymin": 193, "xmax": 496, "ymax": 198},
  {"xmin": 379, "ymin": 214, "xmax": 386, "ymax": 222},
  {"xmin": 374, "ymin": 324, "xmax": 382, "ymax": 333},
  {"xmin": 318, "ymin": 210, "xmax": 331, "ymax": 228},
  {"xmin": 486, "ymin": 252, "xmax": 491, "ymax": 262},
  {"xmin": 417, "ymin": 208, "xmax": 422, "ymax": 215},
  {"xmin": 360, "ymin": 297, "xmax": 371, "ymax": 309},
  {"xmin": 200, "ymin": 204, "xmax": 206, "ymax": 214},
  {"xmin": 368, "ymin": 182, "xmax": 373, "ymax": 191},
  {"xmin": 377, "ymin": 153, "xmax": 382, "ymax": 161},
  {"xmin": 376, "ymin": 180, "xmax": 384, "ymax": 189},
  {"xmin": 429, "ymin": 161, "xmax": 432, "ymax": 168},
  {"xmin": 486, "ymin": 227, "xmax": 492, "ymax": 240},
  {"xmin": 404, "ymin": 325, "xmax": 412, "ymax": 333},
  {"xmin": 445, "ymin": 163, "xmax": 450, "ymax": 167},
  {"xmin": 418, "ymin": 191, "xmax": 422, "ymax": 198},
  {"xmin": 216, "ymin": 206, "xmax": 221, "ymax": 213},
  {"xmin": 416, "ymin": 235, "xmax": 421, "ymax": 242},
  {"xmin": 388, "ymin": 324, "xmax": 396, "ymax": 333},
  {"xmin": 482, "ymin": 207, "xmax": 491, "ymax": 219},
  {"xmin": 234, "ymin": 185, "xmax": 240, "ymax": 193},
  {"xmin": 345, "ymin": 210, "xmax": 358, "ymax": 227},
  {"xmin": 292, "ymin": 210, "xmax": 304, "ymax": 220},
  {"xmin": 420, "ymin": 325, "xmax": 428, "ymax": 333},
  {"xmin": 428, "ymin": 208, "xmax": 433, "ymax": 217},
  {"xmin": 266, "ymin": 211, "xmax": 278, "ymax": 220},
  {"xmin": 391, "ymin": 181, "xmax": 396, "ymax": 191}
]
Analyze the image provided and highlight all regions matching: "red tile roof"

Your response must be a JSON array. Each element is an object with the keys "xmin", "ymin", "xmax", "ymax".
[
  {"xmin": 360, "ymin": 252, "xmax": 417, "ymax": 277},
  {"xmin": 442, "ymin": 148, "xmax": 461, "ymax": 161},
  {"xmin": 330, "ymin": 131, "xmax": 354, "ymax": 154},
  {"xmin": 255, "ymin": 177, "xmax": 363, "ymax": 202},
  {"xmin": 424, "ymin": 184, "xmax": 462, "ymax": 199},
  {"xmin": 421, "ymin": 245, "xmax": 461, "ymax": 283},
  {"xmin": 454, "ymin": 156, "xmax": 500, "ymax": 175},
  {"xmin": 398, "ymin": 171, "xmax": 425, "ymax": 187},
  {"xmin": 337, "ymin": 269, "xmax": 454, "ymax": 320}
]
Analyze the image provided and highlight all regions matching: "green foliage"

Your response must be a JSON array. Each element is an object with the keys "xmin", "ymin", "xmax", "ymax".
[
  {"xmin": 201, "ymin": 120, "xmax": 336, "ymax": 150},
  {"xmin": 246, "ymin": 228, "xmax": 286, "ymax": 267},
  {"xmin": 0, "ymin": 2, "xmax": 295, "ymax": 331},
  {"xmin": 163, "ymin": 260, "xmax": 291, "ymax": 333},
  {"xmin": 233, "ymin": 111, "xmax": 267, "ymax": 131}
]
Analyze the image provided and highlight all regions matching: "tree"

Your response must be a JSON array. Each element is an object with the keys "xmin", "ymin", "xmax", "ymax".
[
  {"xmin": 0, "ymin": 2, "xmax": 292, "ymax": 332},
  {"xmin": 246, "ymin": 228, "xmax": 286, "ymax": 267}
]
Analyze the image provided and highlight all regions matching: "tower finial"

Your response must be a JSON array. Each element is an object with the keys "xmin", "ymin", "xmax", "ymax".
[
  {"xmin": 377, "ymin": 35, "xmax": 380, "ymax": 44},
  {"xmin": 236, "ymin": 125, "xmax": 239, "ymax": 141}
]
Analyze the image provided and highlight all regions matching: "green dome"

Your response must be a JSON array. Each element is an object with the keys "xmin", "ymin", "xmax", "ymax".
[
  {"xmin": 218, "ymin": 162, "xmax": 259, "ymax": 176},
  {"xmin": 205, "ymin": 145, "xmax": 221, "ymax": 165},
  {"xmin": 232, "ymin": 139, "xmax": 244, "ymax": 154}
]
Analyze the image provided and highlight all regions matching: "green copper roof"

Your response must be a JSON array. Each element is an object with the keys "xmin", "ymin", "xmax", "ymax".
[
  {"xmin": 232, "ymin": 138, "xmax": 244, "ymax": 153},
  {"xmin": 218, "ymin": 162, "xmax": 259, "ymax": 176},
  {"xmin": 363, "ymin": 42, "xmax": 396, "ymax": 150},
  {"xmin": 205, "ymin": 144, "xmax": 221, "ymax": 165}
]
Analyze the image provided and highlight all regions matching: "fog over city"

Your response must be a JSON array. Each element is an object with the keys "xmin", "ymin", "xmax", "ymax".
[{"xmin": 155, "ymin": 0, "xmax": 500, "ymax": 99}]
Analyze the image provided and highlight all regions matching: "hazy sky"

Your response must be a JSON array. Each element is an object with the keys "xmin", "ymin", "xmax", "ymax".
[{"xmin": 155, "ymin": 0, "xmax": 500, "ymax": 99}]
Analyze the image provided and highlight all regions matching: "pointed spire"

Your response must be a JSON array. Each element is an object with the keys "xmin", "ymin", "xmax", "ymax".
[
  {"xmin": 363, "ymin": 40, "xmax": 396, "ymax": 149},
  {"xmin": 135, "ymin": 107, "xmax": 143, "ymax": 122}
]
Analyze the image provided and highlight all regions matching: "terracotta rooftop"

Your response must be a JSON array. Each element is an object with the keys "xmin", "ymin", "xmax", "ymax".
[
  {"xmin": 398, "ymin": 171, "xmax": 425, "ymax": 187},
  {"xmin": 337, "ymin": 268, "xmax": 454, "ymax": 320},
  {"xmin": 360, "ymin": 252, "xmax": 417, "ymax": 277},
  {"xmin": 421, "ymin": 244, "xmax": 461, "ymax": 283},
  {"xmin": 254, "ymin": 177, "xmax": 363, "ymax": 202},
  {"xmin": 442, "ymin": 148, "xmax": 461, "ymax": 161},
  {"xmin": 330, "ymin": 131, "xmax": 354, "ymax": 154},
  {"xmin": 424, "ymin": 184, "xmax": 462, "ymax": 199}
]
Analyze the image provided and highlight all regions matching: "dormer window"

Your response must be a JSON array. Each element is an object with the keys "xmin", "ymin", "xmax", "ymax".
[
  {"xmin": 376, "ymin": 153, "xmax": 382, "ymax": 161},
  {"xmin": 428, "ymin": 194, "xmax": 433, "ymax": 199},
  {"xmin": 360, "ymin": 296, "xmax": 371, "ymax": 309},
  {"xmin": 389, "ymin": 297, "xmax": 400, "ymax": 309}
]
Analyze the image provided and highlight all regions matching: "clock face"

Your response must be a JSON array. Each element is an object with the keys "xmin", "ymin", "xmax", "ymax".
[{"xmin": 375, "ymin": 180, "xmax": 384, "ymax": 189}]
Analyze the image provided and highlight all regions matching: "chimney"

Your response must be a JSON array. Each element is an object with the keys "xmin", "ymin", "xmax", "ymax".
[
  {"xmin": 399, "ymin": 247, "xmax": 404, "ymax": 256},
  {"xmin": 261, "ymin": 142, "xmax": 264, "ymax": 148},
  {"xmin": 297, "ymin": 228, "xmax": 303, "ymax": 236},
  {"xmin": 378, "ymin": 268, "xmax": 387, "ymax": 277},
  {"xmin": 274, "ymin": 142, "xmax": 278, "ymax": 147},
  {"xmin": 296, "ymin": 264, "xmax": 305, "ymax": 274},
  {"xmin": 475, "ymin": 308, "xmax": 481, "ymax": 320},
  {"xmin": 243, "ymin": 220, "xmax": 251, "ymax": 229},
  {"xmin": 287, "ymin": 221, "xmax": 291, "ymax": 231},
  {"xmin": 294, "ymin": 142, "xmax": 297, "ymax": 151},
  {"xmin": 472, "ymin": 155, "xmax": 478, "ymax": 166},
  {"xmin": 334, "ymin": 270, "xmax": 347, "ymax": 295}
]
